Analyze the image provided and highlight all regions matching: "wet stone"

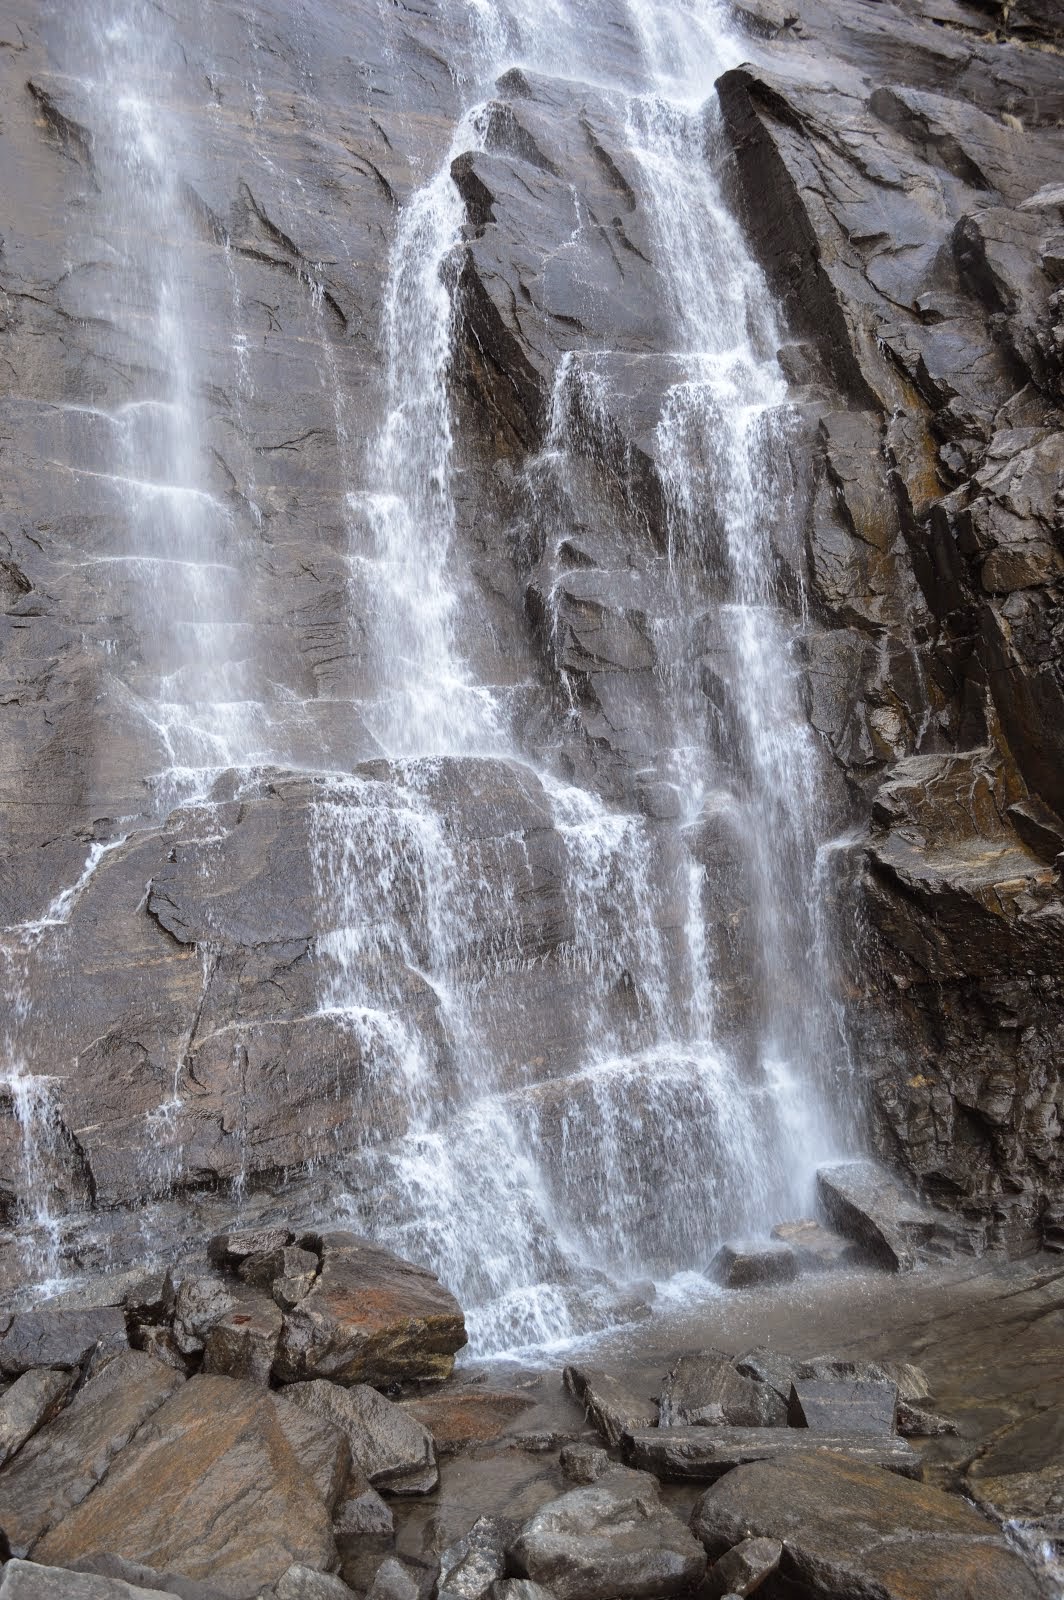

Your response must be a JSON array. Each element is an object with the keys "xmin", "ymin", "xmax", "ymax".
[
  {"xmin": 401, "ymin": 1389, "xmax": 536, "ymax": 1455},
  {"xmin": 201, "ymin": 1290, "xmax": 282, "ymax": 1384},
  {"xmin": 560, "ymin": 1442, "xmax": 611, "ymax": 1483},
  {"xmin": 438, "ymin": 1515, "xmax": 516, "ymax": 1600},
  {"xmin": 705, "ymin": 1536, "xmax": 782, "ymax": 1598},
  {"xmin": 787, "ymin": 1378, "xmax": 898, "ymax": 1435},
  {"xmin": 0, "ymin": 1366, "xmax": 75, "ymax": 1468},
  {"xmin": 0, "ymin": 1305, "xmax": 128, "ymax": 1377},
  {"xmin": 708, "ymin": 1241, "xmax": 798, "ymax": 1290},
  {"xmin": 271, "ymin": 1568, "xmax": 359, "ymax": 1600},
  {"xmin": 771, "ymin": 1219, "xmax": 857, "ymax": 1271},
  {"xmin": 237, "ymin": 1245, "xmax": 318, "ymax": 1304},
  {"xmin": 624, "ymin": 1425, "xmax": 921, "ymax": 1481},
  {"xmin": 207, "ymin": 1225, "xmax": 295, "ymax": 1270},
  {"xmin": 659, "ymin": 1351, "xmax": 787, "ymax": 1428},
  {"xmin": 563, "ymin": 1365, "xmax": 657, "ymax": 1447},
  {"xmin": 283, "ymin": 1377, "xmax": 439, "ymax": 1494},
  {"xmin": 365, "ymin": 1560, "xmax": 420, "ymax": 1600},
  {"xmin": 0, "ymin": 1561, "xmax": 184, "ymax": 1599},
  {"xmin": 815, "ymin": 1161, "xmax": 943, "ymax": 1273},
  {"xmin": 171, "ymin": 1276, "xmax": 240, "ymax": 1357}
]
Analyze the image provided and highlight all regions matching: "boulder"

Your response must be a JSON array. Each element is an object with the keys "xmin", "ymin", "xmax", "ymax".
[
  {"xmin": 400, "ymin": 1389, "xmax": 535, "ymax": 1455},
  {"xmin": 0, "ymin": 1306, "xmax": 127, "ymax": 1376},
  {"xmin": 559, "ymin": 1443, "xmax": 611, "ymax": 1483},
  {"xmin": 690, "ymin": 1451, "xmax": 1043, "ymax": 1600},
  {"xmin": 708, "ymin": 1241, "xmax": 798, "ymax": 1290},
  {"xmin": 787, "ymin": 1378, "xmax": 898, "ymax": 1434},
  {"xmin": 271, "ymin": 1569, "xmax": 358, "ymax": 1600},
  {"xmin": 705, "ymin": 1537, "xmax": 782, "ymax": 1599},
  {"xmin": 171, "ymin": 1277, "xmax": 241, "ymax": 1358},
  {"xmin": 815, "ymin": 1161, "xmax": 945, "ymax": 1271},
  {"xmin": 562, "ymin": 1366, "xmax": 657, "ymax": 1447},
  {"xmin": 896, "ymin": 1401, "xmax": 957, "ymax": 1437},
  {"xmin": 239, "ymin": 1246, "xmax": 319, "ymax": 1310},
  {"xmin": 658, "ymin": 1352, "xmax": 787, "ymax": 1429},
  {"xmin": 201, "ymin": 1290, "xmax": 283, "ymax": 1384},
  {"xmin": 438, "ymin": 1516, "xmax": 515, "ymax": 1600},
  {"xmin": 33, "ymin": 1375, "xmax": 346, "ymax": 1598},
  {"xmin": 0, "ymin": 1367, "xmax": 75, "ymax": 1467},
  {"xmin": 624, "ymin": 1426, "xmax": 920, "ymax": 1480},
  {"xmin": 508, "ymin": 1467, "xmax": 706, "ymax": 1600},
  {"xmin": 770, "ymin": 1220, "xmax": 857, "ymax": 1271},
  {"xmin": 283, "ymin": 1378, "xmax": 438, "ymax": 1494},
  {"xmin": 733, "ymin": 1349, "xmax": 799, "ymax": 1406},
  {"xmin": 365, "ymin": 1561, "xmax": 420, "ymax": 1600},
  {"xmin": 0, "ymin": 1561, "xmax": 183, "ymax": 1599},
  {"xmin": 491, "ymin": 1586, "xmax": 554, "ymax": 1600},
  {"xmin": 0, "ymin": 1350, "xmax": 184, "ymax": 1556},
  {"xmin": 208, "ymin": 1226, "xmax": 295, "ymax": 1270},
  {"xmin": 274, "ymin": 1234, "xmax": 466, "ymax": 1387}
]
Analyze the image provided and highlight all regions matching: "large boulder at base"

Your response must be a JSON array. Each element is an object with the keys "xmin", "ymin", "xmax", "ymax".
[
  {"xmin": 562, "ymin": 1366, "xmax": 657, "ymax": 1446},
  {"xmin": 815, "ymin": 1161, "xmax": 945, "ymax": 1271},
  {"xmin": 690, "ymin": 1452, "xmax": 1043, "ymax": 1600},
  {"xmin": 283, "ymin": 1378, "xmax": 438, "ymax": 1494},
  {"xmin": 0, "ymin": 1367, "xmax": 76, "ymax": 1467},
  {"xmin": 658, "ymin": 1352, "xmax": 787, "ymax": 1428},
  {"xmin": 508, "ymin": 1466, "xmax": 707, "ymax": 1600},
  {"xmin": 0, "ymin": 1350, "xmax": 184, "ymax": 1556},
  {"xmin": 0, "ymin": 1562, "xmax": 183, "ymax": 1599},
  {"xmin": 33, "ymin": 1375, "xmax": 346, "ymax": 1598},
  {"xmin": 274, "ymin": 1234, "xmax": 466, "ymax": 1386},
  {"xmin": 625, "ymin": 1426, "xmax": 920, "ymax": 1480}
]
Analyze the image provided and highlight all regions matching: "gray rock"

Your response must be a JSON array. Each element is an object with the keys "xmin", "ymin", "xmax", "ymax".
[
  {"xmin": 787, "ymin": 1378, "xmax": 898, "ymax": 1435},
  {"xmin": 239, "ymin": 1247, "xmax": 319, "ymax": 1310},
  {"xmin": 559, "ymin": 1443, "xmax": 611, "ymax": 1483},
  {"xmin": 733, "ymin": 1349, "xmax": 799, "ymax": 1407},
  {"xmin": 283, "ymin": 1378, "xmax": 438, "ymax": 1494},
  {"xmin": 273, "ymin": 1568, "xmax": 358, "ymax": 1600},
  {"xmin": 171, "ymin": 1276, "xmax": 240, "ymax": 1357},
  {"xmin": 0, "ymin": 1560, "xmax": 183, "ymax": 1599},
  {"xmin": 771, "ymin": 1220, "xmax": 858, "ymax": 1272},
  {"xmin": 815, "ymin": 1161, "xmax": 944, "ymax": 1272},
  {"xmin": 0, "ymin": 1367, "xmax": 75, "ymax": 1467},
  {"xmin": 491, "ymin": 1586, "xmax": 554, "ymax": 1600},
  {"xmin": 208, "ymin": 1226, "xmax": 295, "ymax": 1269},
  {"xmin": 366, "ymin": 1559, "xmax": 420, "ymax": 1600},
  {"xmin": 625, "ymin": 1426, "xmax": 921, "ymax": 1481},
  {"xmin": 705, "ymin": 1537, "xmax": 782, "ymax": 1598},
  {"xmin": 896, "ymin": 1401, "xmax": 958, "ymax": 1437},
  {"xmin": 708, "ymin": 1241, "xmax": 798, "ymax": 1290},
  {"xmin": 0, "ymin": 1306, "xmax": 127, "ymax": 1377},
  {"xmin": 509, "ymin": 1467, "xmax": 706, "ymax": 1600},
  {"xmin": 438, "ymin": 1517, "xmax": 515, "ymax": 1600},
  {"xmin": 659, "ymin": 1353, "xmax": 787, "ymax": 1429},
  {"xmin": 562, "ymin": 1367, "xmax": 657, "ymax": 1448},
  {"xmin": 202, "ymin": 1290, "xmax": 283, "ymax": 1385}
]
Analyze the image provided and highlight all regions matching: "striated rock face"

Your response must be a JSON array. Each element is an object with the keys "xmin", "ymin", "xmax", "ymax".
[
  {"xmin": 715, "ymin": 0, "xmax": 1064, "ymax": 1245},
  {"xmin": 0, "ymin": 0, "xmax": 1060, "ymax": 1325}
]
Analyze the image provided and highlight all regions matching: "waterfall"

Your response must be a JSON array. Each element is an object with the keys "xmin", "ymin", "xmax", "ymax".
[{"xmin": 2, "ymin": 0, "xmax": 856, "ymax": 1340}]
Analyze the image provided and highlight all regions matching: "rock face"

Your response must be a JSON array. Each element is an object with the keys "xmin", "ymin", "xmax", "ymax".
[
  {"xmin": 0, "ymin": 0, "xmax": 1061, "ymax": 1315},
  {"xmin": 625, "ymin": 1425, "xmax": 920, "ymax": 1481}
]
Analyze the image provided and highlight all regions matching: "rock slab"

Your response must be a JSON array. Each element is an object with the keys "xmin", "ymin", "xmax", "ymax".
[{"xmin": 625, "ymin": 1425, "xmax": 920, "ymax": 1480}]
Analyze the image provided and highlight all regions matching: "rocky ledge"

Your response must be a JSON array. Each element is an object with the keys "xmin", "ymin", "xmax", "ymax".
[{"xmin": 0, "ymin": 1211, "xmax": 1060, "ymax": 1599}]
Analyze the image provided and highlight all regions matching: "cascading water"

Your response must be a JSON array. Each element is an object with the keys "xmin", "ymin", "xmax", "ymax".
[{"xmin": 3, "ymin": 0, "xmax": 857, "ymax": 1341}]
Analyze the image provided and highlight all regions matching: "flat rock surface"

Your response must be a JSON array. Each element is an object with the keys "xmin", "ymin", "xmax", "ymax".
[
  {"xmin": 34, "ymin": 1375, "xmax": 345, "ymax": 1598},
  {"xmin": 690, "ymin": 1451, "xmax": 1043, "ymax": 1600},
  {"xmin": 275, "ymin": 1233, "xmax": 466, "ymax": 1387},
  {"xmin": 658, "ymin": 1351, "xmax": 787, "ymax": 1428},
  {"xmin": 401, "ymin": 1389, "xmax": 536, "ymax": 1454},
  {"xmin": 624, "ymin": 1425, "xmax": 920, "ymax": 1480},
  {"xmin": 0, "ymin": 1366, "xmax": 75, "ymax": 1467},
  {"xmin": 563, "ymin": 1366, "xmax": 657, "ymax": 1447},
  {"xmin": 0, "ymin": 1306, "xmax": 128, "ymax": 1376}
]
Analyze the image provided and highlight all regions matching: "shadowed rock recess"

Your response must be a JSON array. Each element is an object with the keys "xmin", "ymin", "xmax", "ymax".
[{"xmin": 1, "ymin": 0, "xmax": 1062, "ymax": 1397}]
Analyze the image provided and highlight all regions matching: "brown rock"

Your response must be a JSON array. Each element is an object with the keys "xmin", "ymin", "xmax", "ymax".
[
  {"xmin": 202, "ymin": 1290, "xmax": 283, "ymax": 1384},
  {"xmin": 274, "ymin": 1233, "xmax": 466, "ymax": 1387},
  {"xmin": 0, "ymin": 1367, "xmax": 75, "ymax": 1468},
  {"xmin": 35, "ymin": 1374, "xmax": 346, "ymax": 1598},
  {"xmin": 283, "ymin": 1378, "xmax": 438, "ymax": 1494},
  {"xmin": 625, "ymin": 1426, "xmax": 920, "ymax": 1480},
  {"xmin": 690, "ymin": 1451, "xmax": 1042, "ymax": 1600},
  {"xmin": 0, "ymin": 1350, "xmax": 183, "ymax": 1556},
  {"xmin": 401, "ymin": 1389, "xmax": 536, "ymax": 1454},
  {"xmin": 705, "ymin": 1536, "xmax": 781, "ymax": 1598}
]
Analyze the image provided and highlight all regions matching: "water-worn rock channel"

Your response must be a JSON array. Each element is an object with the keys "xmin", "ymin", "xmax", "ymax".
[{"xmin": 1, "ymin": 0, "xmax": 1062, "ymax": 1592}]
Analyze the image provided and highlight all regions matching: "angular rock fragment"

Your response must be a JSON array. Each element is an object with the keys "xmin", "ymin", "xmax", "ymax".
[
  {"xmin": 787, "ymin": 1378, "xmax": 898, "ymax": 1434},
  {"xmin": 334, "ymin": 1465, "xmax": 394, "ymax": 1537},
  {"xmin": 560, "ymin": 1442, "xmax": 611, "ymax": 1482},
  {"xmin": 705, "ymin": 1536, "xmax": 782, "ymax": 1598},
  {"xmin": 690, "ymin": 1452, "xmax": 1042, "ymax": 1599},
  {"xmin": 659, "ymin": 1352, "xmax": 787, "ymax": 1428},
  {"xmin": 625, "ymin": 1425, "xmax": 920, "ymax": 1480},
  {"xmin": 896, "ymin": 1401, "xmax": 957, "ymax": 1437},
  {"xmin": 202, "ymin": 1289, "xmax": 282, "ymax": 1384},
  {"xmin": 438, "ymin": 1516, "xmax": 514, "ymax": 1600},
  {"xmin": 509, "ymin": 1466, "xmax": 706, "ymax": 1600},
  {"xmin": 0, "ymin": 1350, "xmax": 184, "ymax": 1556},
  {"xmin": 283, "ymin": 1377, "xmax": 438, "ymax": 1494},
  {"xmin": 0, "ymin": 1367, "xmax": 75, "ymax": 1467},
  {"xmin": 207, "ymin": 1225, "xmax": 294, "ymax": 1269},
  {"xmin": 708, "ymin": 1241, "xmax": 798, "ymax": 1290},
  {"xmin": 0, "ymin": 1305, "xmax": 127, "ymax": 1376},
  {"xmin": 366, "ymin": 1560, "xmax": 420, "ymax": 1600},
  {"xmin": 733, "ymin": 1348, "xmax": 798, "ymax": 1405},
  {"xmin": 274, "ymin": 1233, "xmax": 466, "ymax": 1387},
  {"xmin": 562, "ymin": 1365, "xmax": 657, "ymax": 1447},
  {"xmin": 238, "ymin": 1244, "xmax": 318, "ymax": 1307},
  {"xmin": 815, "ymin": 1160, "xmax": 947, "ymax": 1272},
  {"xmin": 0, "ymin": 1561, "xmax": 184, "ymax": 1599},
  {"xmin": 171, "ymin": 1276, "xmax": 240, "ymax": 1357},
  {"xmin": 491, "ymin": 1585, "xmax": 554, "ymax": 1600},
  {"xmin": 271, "ymin": 1568, "xmax": 358, "ymax": 1600},
  {"xmin": 34, "ymin": 1375, "xmax": 345, "ymax": 1597}
]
